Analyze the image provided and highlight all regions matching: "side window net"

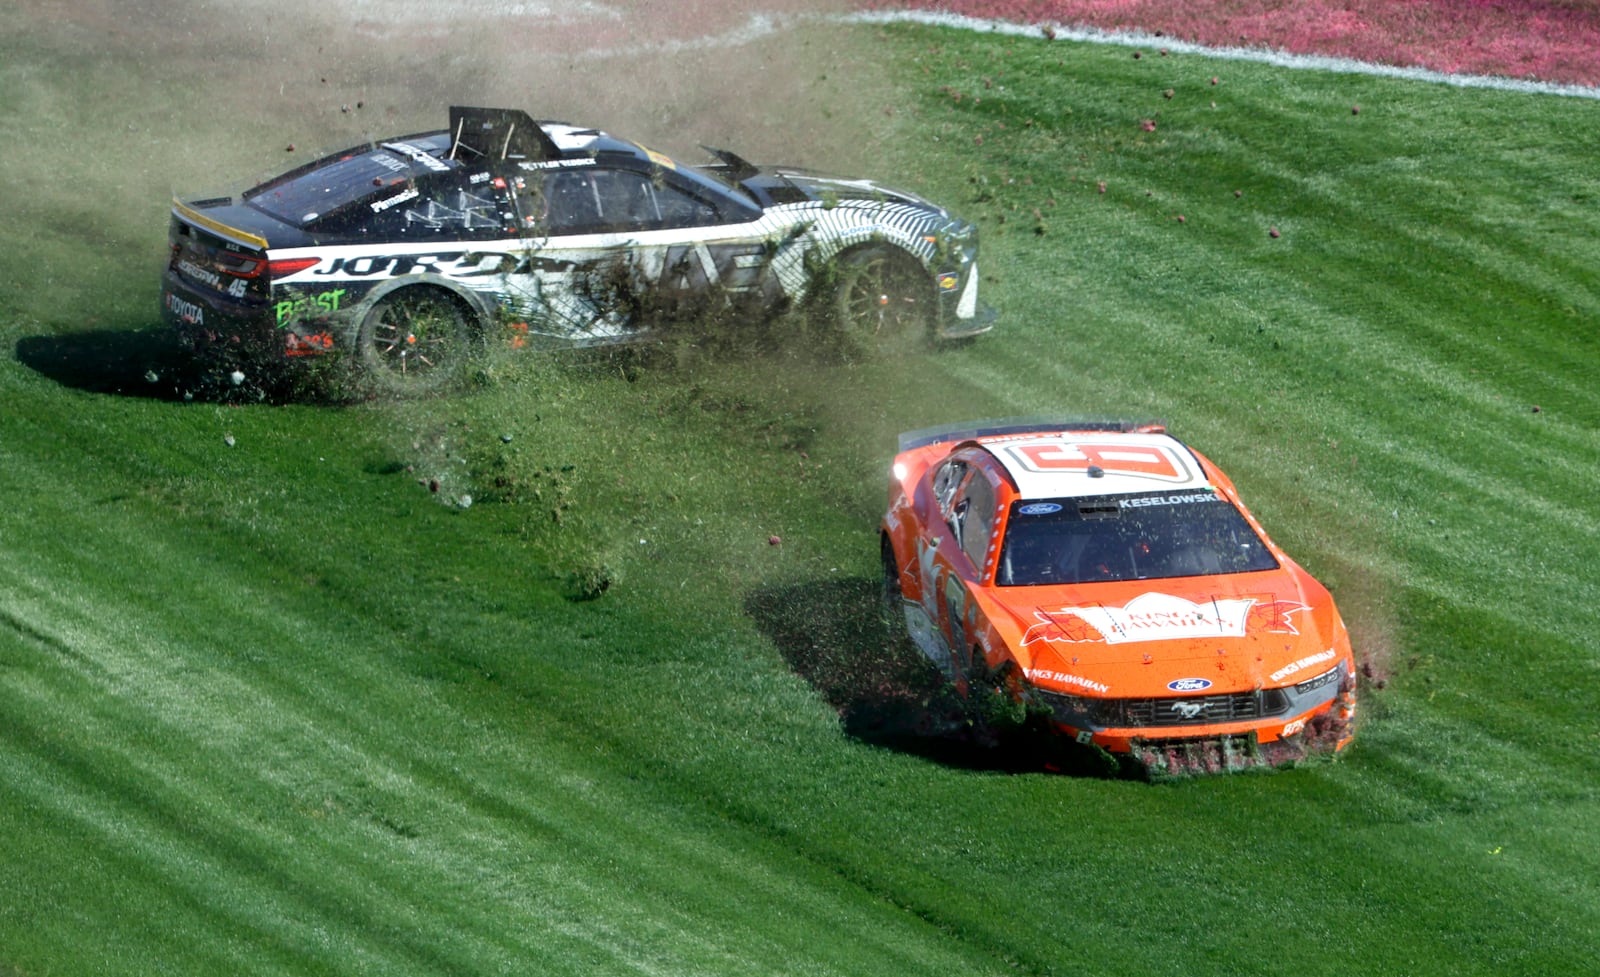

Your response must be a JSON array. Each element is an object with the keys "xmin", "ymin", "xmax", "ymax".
[{"xmin": 403, "ymin": 188, "xmax": 503, "ymax": 231}]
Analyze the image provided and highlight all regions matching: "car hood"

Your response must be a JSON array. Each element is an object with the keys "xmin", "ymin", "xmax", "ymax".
[
  {"xmin": 741, "ymin": 168, "xmax": 945, "ymax": 213},
  {"xmin": 975, "ymin": 565, "xmax": 1347, "ymax": 698}
]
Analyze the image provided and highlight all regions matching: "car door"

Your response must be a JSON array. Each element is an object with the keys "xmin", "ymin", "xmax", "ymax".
[
  {"xmin": 504, "ymin": 163, "xmax": 772, "ymax": 341},
  {"xmin": 913, "ymin": 453, "xmax": 996, "ymax": 676},
  {"xmin": 941, "ymin": 461, "xmax": 997, "ymax": 669}
]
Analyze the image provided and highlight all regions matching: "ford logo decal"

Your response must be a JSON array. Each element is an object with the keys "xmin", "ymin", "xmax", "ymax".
[
  {"xmin": 1168, "ymin": 677, "xmax": 1212, "ymax": 692},
  {"xmin": 1018, "ymin": 502, "xmax": 1063, "ymax": 516}
]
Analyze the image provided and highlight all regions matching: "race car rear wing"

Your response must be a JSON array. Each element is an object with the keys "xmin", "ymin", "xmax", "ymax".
[
  {"xmin": 172, "ymin": 199, "xmax": 269, "ymax": 251},
  {"xmin": 896, "ymin": 417, "xmax": 1166, "ymax": 452}
]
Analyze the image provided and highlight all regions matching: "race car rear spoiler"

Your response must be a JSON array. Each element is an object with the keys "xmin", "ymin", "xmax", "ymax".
[
  {"xmin": 896, "ymin": 417, "xmax": 1166, "ymax": 452},
  {"xmin": 172, "ymin": 199, "xmax": 269, "ymax": 251}
]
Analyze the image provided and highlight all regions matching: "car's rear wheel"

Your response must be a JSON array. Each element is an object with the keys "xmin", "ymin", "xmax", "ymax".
[
  {"xmin": 827, "ymin": 246, "xmax": 932, "ymax": 358},
  {"xmin": 358, "ymin": 287, "xmax": 477, "ymax": 393}
]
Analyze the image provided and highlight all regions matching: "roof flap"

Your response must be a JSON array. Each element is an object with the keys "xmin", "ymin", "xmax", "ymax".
[{"xmin": 447, "ymin": 106, "xmax": 562, "ymax": 163}]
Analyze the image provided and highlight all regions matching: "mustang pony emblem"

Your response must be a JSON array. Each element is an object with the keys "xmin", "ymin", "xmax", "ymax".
[{"xmin": 1170, "ymin": 701, "xmax": 1206, "ymax": 720}]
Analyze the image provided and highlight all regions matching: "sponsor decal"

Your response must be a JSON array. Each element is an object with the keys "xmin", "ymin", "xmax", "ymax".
[
  {"xmin": 1269, "ymin": 649, "xmax": 1338, "ymax": 683},
  {"xmin": 285, "ymin": 331, "xmax": 334, "ymax": 356},
  {"xmin": 178, "ymin": 258, "xmax": 223, "ymax": 289},
  {"xmin": 1119, "ymin": 492, "xmax": 1218, "ymax": 508},
  {"xmin": 274, "ymin": 288, "xmax": 348, "ymax": 326},
  {"xmin": 1281, "ymin": 718, "xmax": 1307, "ymax": 737},
  {"xmin": 370, "ymin": 188, "xmax": 419, "ymax": 213},
  {"xmin": 643, "ymin": 147, "xmax": 676, "ymax": 170},
  {"xmin": 469, "ymin": 171, "xmax": 491, "ymax": 184},
  {"xmin": 517, "ymin": 157, "xmax": 598, "ymax": 170},
  {"xmin": 1024, "ymin": 668, "xmax": 1109, "ymax": 695},
  {"xmin": 1168, "ymin": 677, "xmax": 1212, "ymax": 692},
  {"xmin": 310, "ymin": 252, "xmax": 473, "ymax": 278},
  {"xmin": 1017, "ymin": 502, "xmax": 1063, "ymax": 516},
  {"xmin": 1004, "ymin": 441, "xmax": 1192, "ymax": 483},
  {"xmin": 1022, "ymin": 593, "xmax": 1310, "ymax": 647},
  {"xmin": 382, "ymin": 141, "xmax": 450, "ymax": 173},
  {"xmin": 304, "ymin": 243, "xmax": 772, "ymax": 295},
  {"xmin": 164, "ymin": 291, "xmax": 204, "ymax": 325},
  {"xmin": 370, "ymin": 151, "xmax": 410, "ymax": 174}
]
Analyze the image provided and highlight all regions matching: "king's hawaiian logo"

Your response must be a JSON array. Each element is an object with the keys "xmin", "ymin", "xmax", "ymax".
[{"xmin": 1022, "ymin": 592, "xmax": 1309, "ymax": 646}]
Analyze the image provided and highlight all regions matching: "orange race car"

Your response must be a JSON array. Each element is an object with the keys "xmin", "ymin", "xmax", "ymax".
[{"xmin": 879, "ymin": 419, "xmax": 1357, "ymax": 774}]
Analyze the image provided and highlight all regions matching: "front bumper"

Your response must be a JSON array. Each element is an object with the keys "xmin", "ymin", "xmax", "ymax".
[
  {"xmin": 931, "ymin": 259, "xmax": 996, "ymax": 340},
  {"xmin": 1033, "ymin": 664, "xmax": 1358, "ymax": 764}
]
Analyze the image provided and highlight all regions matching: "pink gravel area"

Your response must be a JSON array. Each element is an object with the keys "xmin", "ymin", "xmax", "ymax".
[{"xmin": 869, "ymin": 1, "xmax": 1600, "ymax": 87}]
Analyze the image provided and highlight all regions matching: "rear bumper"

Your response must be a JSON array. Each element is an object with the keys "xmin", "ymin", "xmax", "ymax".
[
  {"xmin": 161, "ymin": 275, "xmax": 275, "ymax": 358},
  {"xmin": 162, "ymin": 274, "xmax": 349, "ymax": 362}
]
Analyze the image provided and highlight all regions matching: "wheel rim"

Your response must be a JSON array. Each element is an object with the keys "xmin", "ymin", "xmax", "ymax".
[
  {"xmin": 836, "ymin": 252, "xmax": 927, "ymax": 351},
  {"xmin": 366, "ymin": 293, "xmax": 466, "ymax": 381}
]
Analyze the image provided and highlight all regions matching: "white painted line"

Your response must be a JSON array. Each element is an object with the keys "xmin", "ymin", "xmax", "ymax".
[{"xmin": 845, "ymin": 9, "xmax": 1600, "ymax": 100}]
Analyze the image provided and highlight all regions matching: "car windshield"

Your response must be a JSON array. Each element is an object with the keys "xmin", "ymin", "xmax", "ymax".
[
  {"xmin": 996, "ymin": 489, "xmax": 1279, "ymax": 586},
  {"xmin": 246, "ymin": 139, "xmax": 456, "ymax": 226}
]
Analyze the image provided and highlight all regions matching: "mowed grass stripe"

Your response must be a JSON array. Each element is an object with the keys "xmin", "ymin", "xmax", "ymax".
[
  {"xmin": 894, "ymin": 30, "xmax": 1600, "ymax": 609},
  {"xmin": 0, "ymin": 466, "xmax": 999, "ymax": 976}
]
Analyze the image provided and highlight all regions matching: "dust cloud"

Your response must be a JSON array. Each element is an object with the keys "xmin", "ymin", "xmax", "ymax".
[
  {"xmin": 15, "ymin": 0, "xmax": 897, "ymax": 188},
  {"xmin": 1, "ymin": 0, "xmax": 913, "ymax": 329}
]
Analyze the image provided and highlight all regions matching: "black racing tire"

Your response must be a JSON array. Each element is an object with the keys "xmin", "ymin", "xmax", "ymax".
[
  {"xmin": 826, "ymin": 246, "xmax": 933, "ymax": 358},
  {"xmin": 880, "ymin": 534, "xmax": 905, "ymax": 629},
  {"xmin": 357, "ymin": 287, "xmax": 477, "ymax": 393}
]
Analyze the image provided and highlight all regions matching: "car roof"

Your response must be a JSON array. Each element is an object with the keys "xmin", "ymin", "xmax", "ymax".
[
  {"xmin": 443, "ymin": 107, "xmax": 656, "ymax": 167},
  {"xmin": 973, "ymin": 431, "xmax": 1214, "ymax": 500},
  {"xmin": 543, "ymin": 122, "xmax": 640, "ymax": 158},
  {"xmin": 443, "ymin": 108, "xmax": 745, "ymax": 204}
]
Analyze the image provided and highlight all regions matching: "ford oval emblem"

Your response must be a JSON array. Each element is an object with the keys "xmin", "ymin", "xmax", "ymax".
[
  {"xmin": 1168, "ymin": 677, "xmax": 1213, "ymax": 692},
  {"xmin": 1018, "ymin": 502, "xmax": 1063, "ymax": 516}
]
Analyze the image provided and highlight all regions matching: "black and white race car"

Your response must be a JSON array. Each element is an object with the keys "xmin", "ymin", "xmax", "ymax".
[{"xmin": 162, "ymin": 106, "xmax": 991, "ymax": 388}]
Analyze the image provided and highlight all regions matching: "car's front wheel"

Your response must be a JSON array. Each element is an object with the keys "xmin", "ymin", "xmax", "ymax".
[
  {"xmin": 358, "ymin": 287, "xmax": 477, "ymax": 392},
  {"xmin": 827, "ymin": 246, "xmax": 932, "ymax": 358}
]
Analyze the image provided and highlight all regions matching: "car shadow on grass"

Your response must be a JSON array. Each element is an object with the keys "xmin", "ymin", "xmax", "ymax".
[
  {"xmin": 16, "ymin": 325, "xmax": 215, "ymax": 401},
  {"xmin": 14, "ymin": 326, "xmax": 335, "ymax": 404},
  {"xmin": 743, "ymin": 576, "xmax": 1132, "ymax": 779}
]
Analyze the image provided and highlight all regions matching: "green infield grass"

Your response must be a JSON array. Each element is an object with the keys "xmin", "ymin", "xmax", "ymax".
[{"xmin": 2, "ymin": 14, "xmax": 1598, "ymax": 977}]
